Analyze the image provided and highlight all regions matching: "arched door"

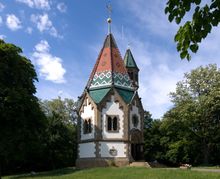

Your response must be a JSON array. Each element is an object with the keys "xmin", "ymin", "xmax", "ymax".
[{"xmin": 130, "ymin": 129, "xmax": 143, "ymax": 161}]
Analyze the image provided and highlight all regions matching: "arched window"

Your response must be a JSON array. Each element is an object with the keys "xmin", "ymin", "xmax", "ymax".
[
  {"xmin": 83, "ymin": 120, "xmax": 88, "ymax": 134},
  {"xmin": 132, "ymin": 115, "xmax": 139, "ymax": 127},
  {"xmin": 107, "ymin": 116, "xmax": 118, "ymax": 132},
  {"xmin": 83, "ymin": 118, "xmax": 92, "ymax": 134}
]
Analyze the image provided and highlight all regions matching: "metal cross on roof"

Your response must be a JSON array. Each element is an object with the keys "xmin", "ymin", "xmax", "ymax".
[
  {"xmin": 106, "ymin": 2, "xmax": 112, "ymax": 18},
  {"xmin": 106, "ymin": 2, "xmax": 112, "ymax": 34},
  {"xmin": 128, "ymin": 42, "xmax": 132, "ymax": 49}
]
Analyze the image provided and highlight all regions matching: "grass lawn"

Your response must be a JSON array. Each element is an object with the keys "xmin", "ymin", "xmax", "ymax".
[
  {"xmin": 193, "ymin": 166, "xmax": 220, "ymax": 169},
  {"xmin": 3, "ymin": 167, "xmax": 220, "ymax": 179}
]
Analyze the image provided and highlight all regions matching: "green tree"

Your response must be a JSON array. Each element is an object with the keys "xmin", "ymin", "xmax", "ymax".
[
  {"xmin": 165, "ymin": 0, "xmax": 220, "ymax": 60},
  {"xmin": 166, "ymin": 64, "xmax": 220, "ymax": 165},
  {"xmin": 144, "ymin": 115, "xmax": 163, "ymax": 162},
  {"xmin": 40, "ymin": 97, "xmax": 77, "ymax": 124},
  {"xmin": 40, "ymin": 98, "xmax": 77, "ymax": 169},
  {"xmin": 160, "ymin": 103, "xmax": 199, "ymax": 165},
  {"xmin": 0, "ymin": 40, "xmax": 46, "ymax": 177}
]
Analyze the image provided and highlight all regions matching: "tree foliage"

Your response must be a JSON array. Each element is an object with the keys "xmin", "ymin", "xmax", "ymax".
[
  {"xmin": 40, "ymin": 97, "xmax": 77, "ymax": 124},
  {"xmin": 144, "ymin": 111, "xmax": 163, "ymax": 162},
  {"xmin": 40, "ymin": 98, "xmax": 78, "ymax": 169},
  {"xmin": 165, "ymin": 0, "xmax": 220, "ymax": 60},
  {"xmin": 164, "ymin": 64, "xmax": 220, "ymax": 165},
  {"xmin": 144, "ymin": 64, "xmax": 220, "ymax": 166},
  {"xmin": 0, "ymin": 40, "xmax": 47, "ymax": 176},
  {"xmin": 0, "ymin": 40, "xmax": 78, "ymax": 177}
]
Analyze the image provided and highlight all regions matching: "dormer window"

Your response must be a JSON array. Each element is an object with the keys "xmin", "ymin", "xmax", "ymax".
[{"xmin": 107, "ymin": 116, "xmax": 118, "ymax": 132}]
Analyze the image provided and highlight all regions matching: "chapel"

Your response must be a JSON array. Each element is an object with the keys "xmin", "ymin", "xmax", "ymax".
[{"xmin": 76, "ymin": 16, "xmax": 144, "ymax": 168}]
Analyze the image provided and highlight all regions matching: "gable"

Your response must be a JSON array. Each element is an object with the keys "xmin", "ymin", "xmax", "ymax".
[
  {"xmin": 79, "ymin": 92, "xmax": 97, "ymax": 114},
  {"xmin": 130, "ymin": 92, "xmax": 144, "ymax": 112}
]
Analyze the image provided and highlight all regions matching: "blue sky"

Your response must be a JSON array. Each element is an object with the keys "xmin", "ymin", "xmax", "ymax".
[{"xmin": 1, "ymin": 0, "xmax": 220, "ymax": 119}]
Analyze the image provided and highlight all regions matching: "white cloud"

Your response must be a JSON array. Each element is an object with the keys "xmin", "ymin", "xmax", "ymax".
[
  {"xmin": 31, "ymin": 14, "xmax": 49, "ymax": 32},
  {"xmin": 35, "ymin": 39, "xmax": 49, "ymax": 52},
  {"xmin": 0, "ymin": 34, "xmax": 6, "ymax": 39},
  {"xmin": 26, "ymin": 27, "xmax": 33, "ymax": 34},
  {"xmin": 31, "ymin": 13, "xmax": 60, "ymax": 38},
  {"xmin": 6, "ymin": 14, "xmax": 22, "ymax": 31},
  {"xmin": 0, "ymin": 2, "xmax": 5, "ymax": 11},
  {"xmin": 57, "ymin": 2, "xmax": 67, "ymax": 13},
  {"xmin": 16, "ymin": 0, "xmax": 50, "ymax": 10},
  {"xmin": 118, "ymin": 0, "xmax": 178, "ymax": 39},
  {"xmin": 32, "ymin": 40, "xmax": 66, "ymax": 83}
]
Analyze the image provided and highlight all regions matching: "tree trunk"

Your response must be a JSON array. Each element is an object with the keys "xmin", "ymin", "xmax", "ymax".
[{"xmin": 202, "ymin": 140, "xmax": 209, "ymax": 165}]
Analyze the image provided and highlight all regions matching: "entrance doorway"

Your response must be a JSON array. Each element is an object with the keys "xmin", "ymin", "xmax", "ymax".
[
  {"xmin": 130, "ymin": 129, "xmax": 143, "ymax": 161},
  {"xmin": 131, "ymin": 143, "xmax": 143, "ymax": 160}
]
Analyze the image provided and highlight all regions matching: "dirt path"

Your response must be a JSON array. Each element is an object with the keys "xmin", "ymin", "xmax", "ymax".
[{"xmin": 192, "ymin": 168, "xmax": 220, "ymax": 173}]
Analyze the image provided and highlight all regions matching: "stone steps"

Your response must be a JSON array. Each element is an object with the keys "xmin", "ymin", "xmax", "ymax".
[{"xmin": 129, "ymin": 161, "xmax": 151, "ymax": 167}]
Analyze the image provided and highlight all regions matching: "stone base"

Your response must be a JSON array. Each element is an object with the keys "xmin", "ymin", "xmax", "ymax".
[{"xmin": 76, "ymin": 158, "xmax": 130, "ymax": 169}]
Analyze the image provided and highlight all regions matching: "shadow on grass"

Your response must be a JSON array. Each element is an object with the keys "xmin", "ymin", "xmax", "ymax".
[{"xmin": 10, "ymin": 167, "xmax": 79, "ymax": 178}]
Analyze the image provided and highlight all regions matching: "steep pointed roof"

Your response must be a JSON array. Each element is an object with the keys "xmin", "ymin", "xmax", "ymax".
[
  {"xmin": 124, "ymin": 49, "xmax": 139, "ymax": 70},
  {"xmin": 87, "ymin": 33, "xmax": 133, "ymax": 91}
]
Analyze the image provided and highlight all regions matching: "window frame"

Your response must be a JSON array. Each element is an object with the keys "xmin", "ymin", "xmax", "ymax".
[
  {"xmin": 106, "ymin": 115, "xmax": 119, "ymax": 133},
  {"xmin": 83, "ymin": 118, "xmax": 92, "ymax": 134}
]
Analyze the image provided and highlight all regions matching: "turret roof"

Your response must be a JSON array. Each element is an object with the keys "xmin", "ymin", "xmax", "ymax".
[
  {"xmin": 124, "ymin": 48, "xmax": 139, "ymax": 70},
  {"xmin": 84, "ymin": 33, "xmax": 136, "ymax": 104},
  {"xmin": 87, "ymin": 33, "xmax": 133, "ymax": 91}
]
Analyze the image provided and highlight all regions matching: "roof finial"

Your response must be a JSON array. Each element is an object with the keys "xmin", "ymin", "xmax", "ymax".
[
  {"xmin": 106, "ymin": 2, "xmax": 112, "ymax": 34},
  {"xmin": 127, "ymin": 42, "xmax": 132, "ymax": 49}
]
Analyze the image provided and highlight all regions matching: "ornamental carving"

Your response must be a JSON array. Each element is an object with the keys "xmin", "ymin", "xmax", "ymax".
[{"xmin": 109, "ymin": 147, "xmax": 117, "ymax": 156}]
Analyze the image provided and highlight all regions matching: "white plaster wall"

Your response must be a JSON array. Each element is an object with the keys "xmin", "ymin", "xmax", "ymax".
[
  {"xmin": 100, "ymin": 142, "xmax": 126, "ymax": 158},
  {"xmin": 102, "ymin": 96, "xmax": 124, "ymax": 139},
  {"xmin": 79, "ymin": 142, "xmax": 96, "ymax": 158},
  {"xmin": 80, "ymin": 98, "xmax": 95, "ymax": 140},
  {"xmin": 130, "ymin": 102, "xmax": 141, "ymax": 130}
]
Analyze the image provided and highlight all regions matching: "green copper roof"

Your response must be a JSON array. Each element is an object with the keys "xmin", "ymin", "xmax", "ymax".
[
  {"xmin": 124, "ymin": 49, "xmax": 139, "ymax": 69},
  {"xmin": 89, "ymin": 88, "xmax": 111, "ymax": 104},
  {"xmin": 116, "ymin": 88, "xmax": 134, "ymax": 104},
  {"xmin": 89, "ymin": 87, "xmax": 134, "ymax": 104}
]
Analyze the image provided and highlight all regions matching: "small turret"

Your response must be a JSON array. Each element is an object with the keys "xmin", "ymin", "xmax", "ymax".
[{"xmin": 124, "ymin": 48, "xmax": 139, "ymax": 89}]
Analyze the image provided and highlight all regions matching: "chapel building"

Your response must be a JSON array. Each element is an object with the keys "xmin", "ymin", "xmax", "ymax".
[{"xmin": 76, "ymin": 17, "xmax": 144, "ymax": 168}]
